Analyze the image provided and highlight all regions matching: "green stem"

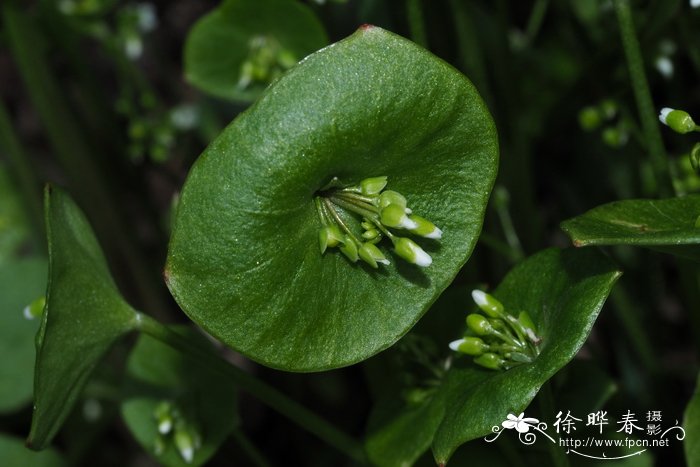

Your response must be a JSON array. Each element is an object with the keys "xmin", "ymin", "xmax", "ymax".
[
  {"xmin": 136, "ymin": 314, "xmax": 367, "ymax": 464},
  {"xmin": 610, "ymin": 287, "xmax": 657, "ymax": 373},
  {"xmin": 406, "ymin": 0, "xmax": 428, "ymax": 48},
  {"xmin": 0, "ymin": 100, "xmax": 44, "ymax": 246},
  {"xmin": 524, "ymin": 0, "xmax": 549, "ymax": 45},
  {"xmin": 323, "ymin": 198, "xmax": 363, "ymax": 246},
  {"xmin": 613, "ymin": 0, "xmax": 674, "ymax": 197},
  {"xmin": 538, "ymin": 383, "xmax": 571, "ymax": 467}
]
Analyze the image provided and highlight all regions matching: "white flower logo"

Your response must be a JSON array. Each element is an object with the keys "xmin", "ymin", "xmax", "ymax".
[{"xmin": 502, "ymin": 413, "xmax": 540, "ymax": 433}]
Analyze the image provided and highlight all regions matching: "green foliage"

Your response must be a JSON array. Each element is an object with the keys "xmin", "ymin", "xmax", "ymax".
[
  {"xmin": 167, "ymin": 26, "xmax": 498, "ymax": 371},
  {"xmin": 366, "ymin": 248, "xmax": 620, "ymax": 466},
  {"xmin": 121, "ymin": 327, "xmax": 239, "ymax": 467},
  {"xmin": 184, "ymin": 0, "xmax": 327, "ymax": 102},
  {"xmin": 0, "ymin": 258, "xmax": 46, "ymax": 414},
  {"xmin": 28, "ymin": 187, "xmax": 139, "ymax": 449},
  {"xmin": 0, "ymin": 433, "xmax": 65, "ymax": 467},
  {"xmin": 560, "ymin": 195, "xmax": 700, "ymax": 260}
]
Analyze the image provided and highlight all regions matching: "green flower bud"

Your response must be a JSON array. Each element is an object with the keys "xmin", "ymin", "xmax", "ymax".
[
  {"xmin": 408, "ymin": 214, "xmax": 442, "ymax": 239},
  {"xmin": 381, "ymin": 204, "xmax": 418, "ymax": 229},
  {"xmin": 361, "ymin": 220, "xmax": 374, "ymax": 230},
  {"xmin": 361, "ymin": 228, "xmax": 379, "ymax": 240},
  {"xmin": 659, "ymin": 108, "xmax": 696, "ymax": 134},
  {"xmin": 174, "ymin": 424, "xmax": 198, "ymax": 464},
  {"xmin": 517, "ymin": 311, "xmax": 539, "ymax": 343},
  {"xmin": 153, "ymin": 401, "xmax": 173, "ymax": 435},
  {"xmin": 599, "ymin": 99, "xmax": 618, "ymax": 119},
  {"xmin": 378, "ymin": 190, "xmax": 407, "ymax": 210},
  {"xmin": 473, "ymin": 353, "xmax": 505, "ymax": 370},
  {"xmin": 509, "ymin": 352, "xmax": 533, "ymax": 363},
  {"xmin": 278, "ymin": 49, "xmax": 297, "ymax": 69},
  {"xmin": 393, "ymin": 237, "xmax": 432, "ymax": 267},
  {"xmin": 578, "ymin": 106, "xmax": 601, "ymax": 131},
  {"xmin": 318, "ymin": 225, "xmax": 344, "ymax": 253},
  {"xmin": 602, "ymin": 126, "xmax": 628, "ymax": 147},
  {"xmin": 339, "ymin": 236, "xmax": 359, "ymax": 262},
  {"xmin": 449, "ymin": 336, "xmax": 489, "ymax": 356},
  {"xmin": 466, "ymin": 313, "xmax": 494, "ymax": 336},
  {"xmin": 358, "ymin": 242, "xmax": 390, "ymax": 268},
  {"xmin": 471, "ymin": 290, "xmax": 504, "ymax": 318},
  {"xmin": 23, "ymin": 296, "xmax": 46, "ymax": 320},
  {"xmin": 360, "ymin": 176, "xmax": 388, "ymax": 195}
]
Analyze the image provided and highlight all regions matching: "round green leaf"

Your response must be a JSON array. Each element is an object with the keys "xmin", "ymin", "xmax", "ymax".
[
  {"xmin": 0, "ymin": 433, "xmax": 65, "ymax": 467},
  {"xmin": 560, "ymin": 195, "xmax": 700, "ymax": 261},
  {"xmin": 167, "ymin": 26, "xmax": 498, "ymax": 371},
  {"xmin": 28, "ymin": 187, "xmax": 139, "ymax": 449},
  {"xmin": 0, "ymin": 257, "xmax": 46, "ymax": 413},
  {"xmin": 364, "ymin": 248, "xmax": 620, "ymax": 466},
  {"xmin": 184, "ymin": 0, "xmax": 328, "ymax": 102},
  {"xmin": 121, "ymin": 327, "xmax": 239, "ymax": 467}
]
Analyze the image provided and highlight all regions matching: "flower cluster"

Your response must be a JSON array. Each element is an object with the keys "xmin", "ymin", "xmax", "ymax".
[
  {"xmin": 449, "ymin": 290, "xmax": 541, "ymax": 371},
  {"xmin": 316, "ymin": 176, "xmax": 442, "ymax": 268},
  {"xmin": 153, "ymin": 400, "xmax": 202, "ymax": 464},
  {"xmin": 238, "ymin": 35, "xmax": 297, "ymax": 89}
]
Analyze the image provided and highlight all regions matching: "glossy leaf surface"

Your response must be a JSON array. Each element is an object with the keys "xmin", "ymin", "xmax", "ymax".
[
  {"xmin": 184, "ymin": 0, "xmax": 327, "ymax": 102},
  {"xmin": 167, "ymin": 26, "xmax": 498, "ymax": 371},
  {"xmin": 28, "ymin": 187, "xmax": 139, "ymax": 449},
  {"xmin": 365, "ymin": 248, "xmax": 620, "ymax": 465},
  {"xmin": 121, "ymin": 327, "xmax": 239, "ymax": 467},
  {"xmin": 560, "ymin": 196, "xmax": 700, "ymax": 260}
]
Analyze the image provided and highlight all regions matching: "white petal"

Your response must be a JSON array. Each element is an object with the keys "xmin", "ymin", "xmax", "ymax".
[
  {"xmin": 180, "ymin": 446, "xmax": 194, "ymax": 463},
  {"xmin": 692, "ymin": 0, "xmax": 700, "ymax": 8},
  {"xmin": 659, "ymin": 107, "xmax": 673, "ymax": 124},
  {"xmin": 471, "ymin": 290, "xmax": 488, "ymax": 307},
  {"xmin": 448, "ymin": 338, "xmax": 465, "ymax": 351},
  {"xmin": 377, "ymin": 258, "xmax": 390, "ymax": 266},
  {"xmin": 158, "ymin": 419, "xmax": 172, "ymax": 434},
  {"xmin": 424, "ymin": 226, "xmax": 443, "ymax": 239},
  {"xmin": 413, "ymin": 247, "xmax": 432, "ymax": 267},
  {"xmin": 399, "ymin": 216, "xmax": 418, "ymax": 230},
  {"xmin": 23, "ymin": 306, "xmax": 34, "ymax": 320},
  {"xmin": 506, "ymin": 413, "xmax": 519, "ymax": 421}
]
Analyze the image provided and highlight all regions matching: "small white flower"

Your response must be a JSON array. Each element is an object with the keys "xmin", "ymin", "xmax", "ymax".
[
  {"xmin": 448, "ymin": 338, "xmax": 465, "ymax": 351},
  {"xmin": 23, "ymin": 305, "xmax": 34, "ymax": 320},
  {"xmin": 502, "ymin": 412, "xmax": 539, "ymax": 433},
  {"xmin": 691, "ymin": 0, "xmax": 700, "ymax": 9},
  {"xmin": 659, "ymin": 107, "xmax": 673, "ymax": 125},
  {"xmin": 158, "ymin": 419, "xmax": 172, "ymax": 435}
]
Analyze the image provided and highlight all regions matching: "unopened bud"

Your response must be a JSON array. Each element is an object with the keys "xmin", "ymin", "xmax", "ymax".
[{"xmin": 393, "ymin": 237, "xmax": 432, "ymax": 267}]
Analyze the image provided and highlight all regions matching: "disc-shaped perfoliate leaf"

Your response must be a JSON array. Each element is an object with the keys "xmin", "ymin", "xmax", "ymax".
[
  {"xmin": 166, "ymin": 26, "xmax": 498, "ymax": 371},
  {"xmin": 685, "ymin": 372, "xmax": 700, "ymax": 467},
  {"xmin": 0, "ymin": 257, "xmax": 46, "ymax": 414},
  {"xmin": 28, "ymin": 187, "xmax": 139, "ymax": 449},
  {"xmin": 0, "ymin": 434, "xmax": 65, "ymax": 467},
  {"xmin": 365, "ymin": 248, "xmax": 620, "ymax": 466},
  {"xmin": 560, "ymin": 196, "xmax": 700, "ymax": 261},
  {"xmin": 121, "ymin": 327, "xmax": 239, "ymax": 467},
  {"xmin": 184, "ymin": 0, "xmax": 327, "ymax": 102}
]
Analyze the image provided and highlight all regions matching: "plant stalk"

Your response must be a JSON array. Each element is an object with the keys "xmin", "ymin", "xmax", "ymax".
[
  {"xmin": 136, "ymin": 314, "xmax": 367, "ymax": 464},
  {"xmin": 613, "ymin": 0, "xmax": 674, "ymax": 197}
]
